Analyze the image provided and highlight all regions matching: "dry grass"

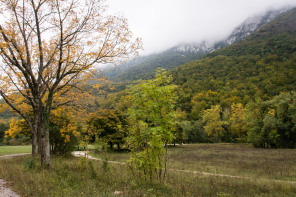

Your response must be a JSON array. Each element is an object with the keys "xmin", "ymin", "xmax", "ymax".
[
  {"xmin": 167, "ymin": 143, "xmax": 296, "ymax": 181},
  {"xmin": 0, "ymin": 143, "xmax": 295, "ymax": 196},
  {"xmin": 0, "ymin": 156, "xmax": 177, "ymax": 197}
]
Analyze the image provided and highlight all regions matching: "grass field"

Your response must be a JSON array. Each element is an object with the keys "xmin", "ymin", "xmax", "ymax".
[
  {"xmin": 0, "ymin": 145, "xmax": 31, "ymax": 156},
  {"xmin": 92, "ymin": 143, "xmax": 296, "ymax": 182},
  {"xmin": 167, "ymin": 143, "xmax": 296, "ymax": 181},
  {"xmin": 0, "ymin": 144, "xmax": 296, "ymax": 196}
]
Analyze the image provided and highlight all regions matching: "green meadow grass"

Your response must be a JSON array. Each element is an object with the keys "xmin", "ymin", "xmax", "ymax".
[
  {"xmin": 0, "ymin": 144, "xmax": 296, "ymax": 196},
  {"xmin": 0, "ymin": 145, "xmax": 31, "ymax": 156}
]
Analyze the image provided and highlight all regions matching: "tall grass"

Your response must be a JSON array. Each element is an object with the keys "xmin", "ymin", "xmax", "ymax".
[
  {"xmin": 167, "ymin": 143, "xmax": 296, "ymax": 181},
  {"xmin": 0, "ymin": 144, "xmax": 296, "ymax": 196},
  {"xmin": 91, "ymin": 143, "xmax": 296, "ymax": 181},
  {"xmin": 0, "ymin": 156, "xmax": 177, "ymax": 197}
]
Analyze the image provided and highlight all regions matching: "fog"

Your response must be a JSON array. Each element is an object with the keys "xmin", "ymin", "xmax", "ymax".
[{"xmin": 107, "ymin": 0, "xmax": 296, "ymax": 55}]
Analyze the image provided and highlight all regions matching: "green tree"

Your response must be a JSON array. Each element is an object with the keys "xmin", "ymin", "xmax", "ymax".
[
  {"xmin": 126, "ymin": 69, "xmax": 177, "ymax": 183},
  {"xmin": 246, "ymin": 98, "xmax": 279, "ymax": 148},
  {"xmin": 267, "ymin": 91, "xmax": 296, "ymax": 148},
  {"xmin": 87, "ymin": 109, "xmax": 126, "ymax": 150},
  {"xmin": 246, "ymin": 92, "xmax": 296, "ymax": 148},
  {"xmin": 174, "ymin": 109, "xmax": 189, "ymax": 144},
  {"xmin": 246, "ymin": 98, "xmax": 266, "ymax": 148}
]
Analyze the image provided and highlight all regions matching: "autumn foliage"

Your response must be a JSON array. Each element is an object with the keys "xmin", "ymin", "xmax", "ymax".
[{"xmin": 0, "ymin": 0, "xmax": 142, "ymax": 167}]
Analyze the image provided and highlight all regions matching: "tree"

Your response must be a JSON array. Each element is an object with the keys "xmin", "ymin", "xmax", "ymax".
[
  {"xmin": 230, "ymin": 103, "xmax": 247, "ymax": 141},
  {"xmin": 266, "ymin": 91, "xmax": 296, "ymax": 148},
  {"xmin": 191, "ymin": 90, "xmax": 220, "ymax": 120},
  {"xmin": 246, "ymin": 98, "xmax": 279, "ymax": 148},
  {"xmin": 0, "ymin": 120, "xmax": 9, "ymax": 144},
  {"xmin": 49, "ymin": 107, "xmax": 81, "ymax": 154},
  {"xmin": 126, "ymin": 69, "xmax": 177, "ymax": 183},
  {"xmin": 87, "ymin": 108, "xmax": 126, "ymax": 150},
  {"xmin": 245, "ymin": 98, "xmax": 266, "ymax": 148},
  {"xmin": 202, "ymin": 105, "xmax": 225, "ymax": 142},
  {"xmin": 5, "ymin": 118, "xmax": 31, "ymax": 138},
  {"xmin": 4, "ymin": 118, "xmax": 31, "ymax": 145},
  {"xmin": 0, "ymin": 0, "xmax": 142, "ymax": 167},
  {"xmin": 246, "ymin": 92, "xmax": 296, "ymax": 148}
]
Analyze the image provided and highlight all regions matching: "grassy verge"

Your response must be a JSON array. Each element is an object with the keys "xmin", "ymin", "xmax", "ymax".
[{"xmin": 0, "ymin": 145, "xmax": 31, "ymax": 156}]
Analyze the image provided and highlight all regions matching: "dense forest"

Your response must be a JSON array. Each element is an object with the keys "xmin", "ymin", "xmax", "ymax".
[
  {"xmin": 89, "ymin": 8, "xmax": 296, "ymax": 148},
  {"xmin": 170, "ymin": 8, "xmax": 296, "ymax": 147},
  {"xmin": 173, "ymin": 7, "xmax": 296, "ymax": 108},
  {"xmin": 1, "ymin": 8, "xmax": 296, "ymax": 149}
]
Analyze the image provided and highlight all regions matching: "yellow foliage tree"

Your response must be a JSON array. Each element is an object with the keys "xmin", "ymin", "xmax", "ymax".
[
  {"xmin": 0, "ymin": 0, "xmax": 142, "ymax": 167},
  {"xmin": 230, "ymin": 103, "xmax": 247, "ymax": 141},
  {"xmin": 5, "ymin": 118, "xmax": 30, "ymax": 139},
  {"xmin": 202, "ymin": 105, "xmax": 225, "ymax": 142}
]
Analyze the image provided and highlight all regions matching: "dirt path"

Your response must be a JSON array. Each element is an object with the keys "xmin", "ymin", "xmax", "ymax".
[
  {"xmin": 72, "ymin": 151, "xmax": 125, "ymax": 165},
  {"xmin": 0, "ymin": 154, "xmax": 30, "ymax": 197},
  {"xmin": 72, "ymin": 151, "xmax": 296, "ymax": 185},
  {"xmin": 0, "ymin": 153, "xmax": 31, "ymax": 158},
  {"xmin": 0, "ymin": 179, "xmax": 20, "ymax": 197}
]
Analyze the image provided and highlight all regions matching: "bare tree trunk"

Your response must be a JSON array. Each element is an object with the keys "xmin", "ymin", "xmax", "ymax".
[
  {"xmin": 37, "ymin": 105, "xmax": 51, "ymax": 168},
  {"xmin": 38, "ymin": 132, "xmax": 42, "ymax": 154},
  {"xmin": 28, "ymin": 119, "xmax": 38, "ymax": 157},
  {"xmin": 35, "ymin": 113, "xmax": 42, "ymax": 155},
  {"xmin": 40, "ymin": 129, "xmax": 50, "ymax": 168},
  {"xmin": 32, "ymin": 129, "xmax": 37, "ymax": 157}
]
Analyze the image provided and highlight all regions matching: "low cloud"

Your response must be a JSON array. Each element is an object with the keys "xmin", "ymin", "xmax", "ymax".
[{"xmin": 107, "ymin": 0, "xmax": 296, "ymax": 55}]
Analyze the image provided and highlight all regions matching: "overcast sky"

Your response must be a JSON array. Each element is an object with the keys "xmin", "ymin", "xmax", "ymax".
[{"xmin": 107, "ymin": 0, "xmax": 296, "ymax": 55}]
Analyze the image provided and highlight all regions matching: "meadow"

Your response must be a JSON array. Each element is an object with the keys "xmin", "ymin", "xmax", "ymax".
[
  {"xmin": 0, "ymin": 145, "xmax": 31, "ymax": 156},
  {"xmin": 0, "ymin": 144, "xmax": 296, "ymax": 196}
]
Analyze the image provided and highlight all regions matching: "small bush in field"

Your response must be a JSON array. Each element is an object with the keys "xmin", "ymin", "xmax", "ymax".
[{"xmin": 24, "ymin": 157, "xmax": 36, "ymax": 170}]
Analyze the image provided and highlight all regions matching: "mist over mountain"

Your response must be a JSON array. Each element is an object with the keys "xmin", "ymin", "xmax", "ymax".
[
  {"xmin": 102, "ymin": 6, "xmax": 294, "ymax": 82},
  {"xmin": 172, "ymin": 6, "xmax": 296, "ymax": 110}
]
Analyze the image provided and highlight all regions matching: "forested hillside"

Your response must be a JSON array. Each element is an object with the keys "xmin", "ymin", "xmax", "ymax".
[
  {"xmin": 168, "ymin": 8, "xmax": 296, "ymax": 147},
  {"xmin": 103, "ymin": 47, "xmax": 206, "ymax": 81},
  {"xmin": 173, "ymin": 7, "xmax": 296, "ymax": 111},
  {"xmin": 103, "ymin": 7, "xmax": 290, "ymax": 82}
]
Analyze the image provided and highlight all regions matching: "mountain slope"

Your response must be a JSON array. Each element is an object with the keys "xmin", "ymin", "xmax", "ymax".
[
  {"xmin": 172, "ymin": 7, "xmax": 296, "ymax": 111},
  {"xmin": 225, "ymin": 8, "xmax": 290, "ymax": 45},
  {"xmin": 104, "ymin": 7, "xmax": 292, "ymax": 82}
]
